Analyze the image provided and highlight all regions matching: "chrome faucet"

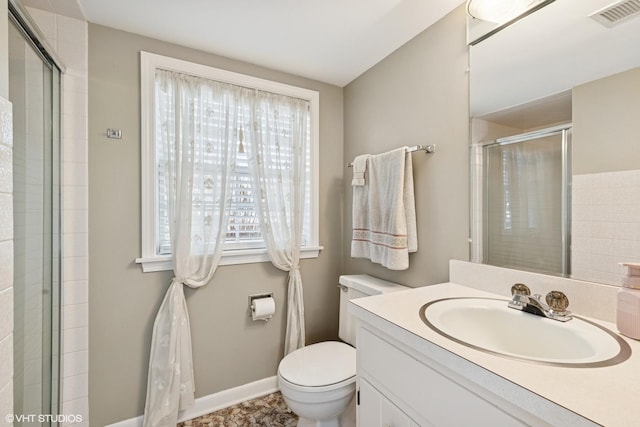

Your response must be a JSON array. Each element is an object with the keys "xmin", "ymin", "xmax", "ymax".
[{"xmin": 508, "ymin": 283, "xmax": 572, "ymax": 322}]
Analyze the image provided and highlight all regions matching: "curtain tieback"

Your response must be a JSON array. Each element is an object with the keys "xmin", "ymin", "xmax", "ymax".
[
  {"xmin": 171, "ymin": 277, "xmax": 187, "ymax": 287},
  {"xmin": 289, "ymin": 265, "xmax": 302, "ymax": 282}
]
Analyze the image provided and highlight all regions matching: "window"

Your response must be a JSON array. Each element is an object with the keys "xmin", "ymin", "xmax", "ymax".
[{"xmin": 137, "ymin": 52, "xmax": 321, "ymax": 272}]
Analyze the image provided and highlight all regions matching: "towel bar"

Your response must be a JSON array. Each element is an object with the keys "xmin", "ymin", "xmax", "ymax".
[{"xmin": 347, "ymin": 144, "xmax": 435, "ymax": 167}]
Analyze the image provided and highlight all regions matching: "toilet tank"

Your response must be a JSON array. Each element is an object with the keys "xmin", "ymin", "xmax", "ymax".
[{"xmin": 338, "ymin": 274, "xmax": 409, "ymax": 346}]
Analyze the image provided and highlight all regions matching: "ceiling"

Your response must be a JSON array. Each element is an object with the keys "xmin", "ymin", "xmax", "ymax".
[{"xmin": 21, "ymin": 0, "xmax": 465, "ymax": 87}]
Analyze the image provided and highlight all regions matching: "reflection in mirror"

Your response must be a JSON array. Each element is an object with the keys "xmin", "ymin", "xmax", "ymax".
[
  {"xmin": 469, "ymin": 0, "xmax": 640, "ymax": 286},
  {"xmin": 477, "ymin": 125, "xmax": 571, "ymax": 277}
]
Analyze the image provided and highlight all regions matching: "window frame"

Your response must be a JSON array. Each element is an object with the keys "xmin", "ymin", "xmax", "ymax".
[{"xmin": 136, "ymin": 52, "xmax": 321, "ymax": 272}]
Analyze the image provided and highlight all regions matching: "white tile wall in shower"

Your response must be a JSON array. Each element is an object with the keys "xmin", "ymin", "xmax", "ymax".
[
  {"xmin": 62, "ymin": 350, "xmax": 88, "ymax": 378},
  {"xmin": 572, "ymin": 169, "xmax": 640, "ymax": 286},
  {"xmin": 61, "ymin": 396, "xmax": 88, "ymax": 427},
  {"xmin": 62, "ymin": 257, "xmax": 88, "ymax": 283},
  {"xmin": 62, "ymin": 327, "xmax": 88, "ymax": 355},
  {"xmin": 0, "ymin": 194, "xmax": 12, "ymax": 241},
  {"xmin": 0, "ymin": 335, "xmax": 13, "ymax": 406},
  {"xmin": 63, "ymin": 281, "xmax": 88, "ymax": 305},
  {"xmin": 0, "ymin": 144, "xmax": 11, "ymax": 193},
  {"xmin": 0, "ymin": 383, "xmax": 12, "ymax": 427},
  {"xmin": 26, "ymin": 7, "xmax": 89, "ymax": 424},
  {"xmin": 62, "ymin": 188, "xmax": 88, "ymax": 212},
  {"xmin": 61, "ymin": 373, "xmax": 87, "ymax": 406},
  {"xmin": 56, "ymin": 16, "xmax": 87, "ymax": 72},
  {"xmin": 0, "ymin": 288, "xmax": 13, "ymax": 359},
  {"xmin": 0, "ymin": 241, "xmax": 12, "ymax": 290},
  {"xmin": 0, "ymin": 94, "xmax": 14, "ymax": 427},
  {"xmin": 23, "ymin": 7, "xmax": 56, "ymax": 42},
  {"xmin": 63, "ymin": 209, "xmax": 88, "ymax": 234},
  {"xmin": 469, "ymin": 143, "xmax": 483, "ymax": 263},
  {"xmin": 62, "ymin": 303, "xmax": 88, "ymax": 330}
]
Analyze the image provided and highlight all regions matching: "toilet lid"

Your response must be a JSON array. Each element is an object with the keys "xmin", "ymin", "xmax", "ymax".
[{"xmin": 278, "ymin": 341, "xmax": 356, "ymax": 387}]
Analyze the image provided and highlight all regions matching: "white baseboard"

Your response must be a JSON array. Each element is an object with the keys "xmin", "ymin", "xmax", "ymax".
[{"xmin": 105, "ymin": 376, "xmax": 279, "ymax": 427}]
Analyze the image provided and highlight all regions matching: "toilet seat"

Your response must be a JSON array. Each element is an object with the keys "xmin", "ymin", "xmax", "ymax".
[
  {"xmin": 279, "ymin": 371, "xmax": 356, "ymax": 395},
  {"xmin": 278, "ymin": 341, "xmax": 356, "ymax": 389}
]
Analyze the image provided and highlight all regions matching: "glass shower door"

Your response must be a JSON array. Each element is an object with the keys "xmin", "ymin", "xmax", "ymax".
[{"xmin": 9, "ymin": 15, "xmax": 61, "ymax": 424}]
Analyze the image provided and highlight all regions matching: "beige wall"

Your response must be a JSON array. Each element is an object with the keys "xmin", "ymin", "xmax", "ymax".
[
  {"xmin": 342, "ymin": 5, "xmax": 470, "ymax": 286},
  {"xmin": 573, "ymin": 67, "xmax": 640, "ymax": 175},
  {"xmin": 88, "ymin": 24, "xmax": 344, "ymax": 426}
]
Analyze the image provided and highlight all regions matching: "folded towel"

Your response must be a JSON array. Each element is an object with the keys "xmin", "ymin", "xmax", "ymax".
[
  {"xmin": 351, "ymin": 154, "xmax": 370, "ymax": 186},
  {"xmin": 351, "ymin": 147, "xmax": 418, "ymax": 270}
]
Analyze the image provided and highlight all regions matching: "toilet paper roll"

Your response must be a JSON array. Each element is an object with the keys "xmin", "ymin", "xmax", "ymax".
[{"xmin": 252, "ymin": 297, "xmax": 276, "ymax": 321}]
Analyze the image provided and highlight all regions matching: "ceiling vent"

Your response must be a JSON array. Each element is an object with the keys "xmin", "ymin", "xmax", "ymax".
[{"xmin": 589, "ymin": 0, "xmax": 640, "ymax": 28}]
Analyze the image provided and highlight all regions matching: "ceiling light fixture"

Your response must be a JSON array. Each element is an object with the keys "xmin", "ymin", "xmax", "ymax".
[{"xmin": 466, "ymin": 0, "xmax": 536, "ymax": 23}]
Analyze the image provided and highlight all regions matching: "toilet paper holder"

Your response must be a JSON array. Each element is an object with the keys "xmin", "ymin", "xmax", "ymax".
[{"xmin": 248, "ymin": 292, "xmax": 275, "ymax": 321}]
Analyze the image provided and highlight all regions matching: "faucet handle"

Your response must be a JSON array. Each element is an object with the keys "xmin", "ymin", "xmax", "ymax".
[
  {"xmin": 511, "ymin": 283, "xmax": 531, "ymax": 296},
  {"xmin": 546, "ymin": 291, "xmax": 569, "ymax": 313}
]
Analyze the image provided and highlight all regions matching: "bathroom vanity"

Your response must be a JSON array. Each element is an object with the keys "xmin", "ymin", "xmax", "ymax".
[{"xmin": 350, "ymin": 261, "xmax": 640, "ymax": 426}]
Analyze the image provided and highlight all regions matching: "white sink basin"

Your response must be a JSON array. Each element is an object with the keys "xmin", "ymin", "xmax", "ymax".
[{"xmin": 420, "ymin": 297, "xmax": 631, "ymax": 367}]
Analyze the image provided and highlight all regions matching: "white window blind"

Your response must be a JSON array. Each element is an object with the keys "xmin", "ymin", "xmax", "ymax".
[{"xmin": 137, "ymin": 52, "xmax": 321, "ymax": 272}]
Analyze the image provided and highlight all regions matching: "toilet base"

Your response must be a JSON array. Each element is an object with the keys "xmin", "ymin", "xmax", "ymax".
[
  {"xmin": 295, "ymin": 395, "xmax": 355, "ymax": 427},
  {"xmin": 297, "ymin": 417, "xmax": 338, "ymax": 427}
]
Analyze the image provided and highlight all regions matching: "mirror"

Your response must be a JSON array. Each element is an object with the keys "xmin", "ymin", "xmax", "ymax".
[{"xmin": 469, "ymin": 0, "xmax": 640, "ymax": 286}]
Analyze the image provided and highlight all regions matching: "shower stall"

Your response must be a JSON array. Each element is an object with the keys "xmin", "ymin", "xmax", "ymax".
[
  {"xmin": 477, "ymin": 125, "xmax": 572, "ymax": 276},
  {"xmin": 9, "ymin": 3, "xmax": 62, "ymax": 423}
]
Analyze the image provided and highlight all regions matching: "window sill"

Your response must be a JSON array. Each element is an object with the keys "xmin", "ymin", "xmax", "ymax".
[{"xmin": 135, "ymin": 246, "xmax": 324, "ymax": 273}]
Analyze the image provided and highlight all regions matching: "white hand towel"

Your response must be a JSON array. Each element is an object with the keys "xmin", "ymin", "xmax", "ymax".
[
  {"xmin": 351, "ymin": 154, "xmax": 369, "ymax": 186},
  {"xmin": 351, "ymin": 147, "xmax": 418, "ymax": 270}
]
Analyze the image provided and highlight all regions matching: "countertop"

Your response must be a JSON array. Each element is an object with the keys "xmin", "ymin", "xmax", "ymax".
[{"xmin": 350, "ymin": 282, "xmax": 640, "ymax": 427}]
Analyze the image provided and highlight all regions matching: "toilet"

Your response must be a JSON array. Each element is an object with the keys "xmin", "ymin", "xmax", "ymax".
[{"xmin": 278, "ymin": 274, "xmax": 409, "ymax": 427}]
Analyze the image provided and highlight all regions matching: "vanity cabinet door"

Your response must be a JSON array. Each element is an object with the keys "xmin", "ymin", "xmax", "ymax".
[
  {"xmin": 358, "ymin": 328, "xmax": 527, "ymax": 427},
  {"xmin": 358, "ymin": 378, "xmax": 421, "ymax": 427}
]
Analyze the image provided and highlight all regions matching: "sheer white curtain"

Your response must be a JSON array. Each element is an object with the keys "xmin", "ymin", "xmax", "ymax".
[
  {"xmin": 248, "ymin": 92, "xmax": 310, "ymax": 355},
  {"xmin": 143, "ymin": 70, "xmax": 241, "ymax": 427}
]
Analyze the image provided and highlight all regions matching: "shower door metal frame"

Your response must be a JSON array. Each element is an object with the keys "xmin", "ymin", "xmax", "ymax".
[
  {"xmin": 8, "ymin": 0, "xmax": 66, "ymax": 72},
  {"xmin": 9, "ymin": 1, "xmax": 64, "ymax": 423}
]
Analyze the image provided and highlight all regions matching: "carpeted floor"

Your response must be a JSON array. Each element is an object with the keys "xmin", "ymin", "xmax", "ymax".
[{"xmin": 177, "ymin": 392, "xmax": 298, "ymax": 427}]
